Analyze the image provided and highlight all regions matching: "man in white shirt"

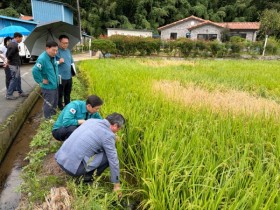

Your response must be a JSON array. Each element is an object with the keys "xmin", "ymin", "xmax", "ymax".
[{"xmin": 0, "ymin": 37, "xmax": 12, "ymax": 90}]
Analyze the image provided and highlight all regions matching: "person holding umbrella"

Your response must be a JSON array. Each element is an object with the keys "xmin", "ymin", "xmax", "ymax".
[
  {"xmin": 32, "ymin": 40, "xmax": 60, "ymax": 119},
  {"xmin": 56, "ymin": 34, "xmax": 74, "ymax": 110},
  {"xmin": 6, "ymin": 32, "xmax": 29, "ymax": 100}
]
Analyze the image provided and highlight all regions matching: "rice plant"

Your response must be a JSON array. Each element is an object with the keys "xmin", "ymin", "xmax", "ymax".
[{"xmin": 77, "ymin": 58, "xmax": 280, "ymax": 209}]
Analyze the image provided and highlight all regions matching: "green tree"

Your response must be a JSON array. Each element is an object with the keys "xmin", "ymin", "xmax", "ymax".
[
  {"xmin": 260, "ymin": 9, "xmax": 280, "ymax": 37},
  {"xmin": 0, "ymin": 7, "xmax": 18, "ymax": 17},
  {"xmin": 2, "ymin": 0, "xmax": 280, "ymax": 38}
]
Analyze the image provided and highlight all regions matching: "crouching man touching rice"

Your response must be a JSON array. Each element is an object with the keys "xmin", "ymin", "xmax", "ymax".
[
  {"xmin": 55, "ymin": 112, "xmax": 125, "ymax": 195},
  {"xmin": 52, "ymin": 95, "xmax": 103, "ymax": 141}
]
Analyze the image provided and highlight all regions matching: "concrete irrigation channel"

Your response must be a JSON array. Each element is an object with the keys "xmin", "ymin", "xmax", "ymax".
[
  {"xmin": 0, "ymin": 98, "xmax": 43, "ymax": 209},
  {"xmin": 0, "ymin": 63, "xmax": 40, "ymax": 209}
]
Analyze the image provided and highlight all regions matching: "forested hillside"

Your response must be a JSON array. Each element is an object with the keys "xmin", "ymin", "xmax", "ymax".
[{"xmin": 0, "ymin": 0, "xmax": 280, "ymax": 37}]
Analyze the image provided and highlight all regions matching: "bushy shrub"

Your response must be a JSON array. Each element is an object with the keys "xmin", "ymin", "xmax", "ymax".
[
  {"xmin": 92, "ymin": 35, "xmax": 280, "ymax": 58},
  {"xmin": 109, "ymin": 35, "xmax": 136, "ymax": 56},
  {"xmin": 136, "ymin": 37, "xmax": 161, "ymax": 56},
  {"xmin": 91, "ymin": 39, "xmax": 116, "ymax": 57},
  {"xmin": 229, "ymin": 42, "xmax": 242, "ymax": 54},
  {"xmin": 246, "ymin": 41, "xmax": 263, "ymax": 55},
  {"xmin": 193, "ymin": 40, "xmax": 209, "ymax": 57},
  {"xmin": 228, "ymin": 36, "xmax": 247, "ymax": 55},
  {"xmin": 162, "ymin": 40, "xmax": 177, "ymax": 56},
  {"xmin": 109, "ymin": 35, "xmax": 160, "ymax": 56},
  {"xmin": 229, "ymin": 36, "xmax": 246, "ymax": 43},
  {"xmin": 265, "ymin": 37, "xmax": 279, "ymax": 55},
  {"xmin": 176, "ymin": 38, "xmax": 194, "ymax": 57},
  {"xmin": 208, "ymin": 41, "xmax": 223, "ymax": 57}
]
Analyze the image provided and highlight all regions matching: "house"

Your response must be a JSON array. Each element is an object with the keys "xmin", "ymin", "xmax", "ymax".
[
  {"xmin": 31, "ymin": 0, "xmax": 74, "ymax": 24},
  {"xmin": 158, "ymin": 16, "xmax": 260, "ymax": 42},
  {"xmin": 107, "ymin": 28, "xmax": 153, "ymax": 37}
]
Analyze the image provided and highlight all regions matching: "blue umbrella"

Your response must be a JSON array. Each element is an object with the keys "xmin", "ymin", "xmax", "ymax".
[{"xmin": 0, "ymin": 25, "xmax": 30, "ymax": 37}]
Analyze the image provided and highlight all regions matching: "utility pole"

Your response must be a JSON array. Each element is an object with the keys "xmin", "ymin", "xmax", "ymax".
[
  {"xmin": 77, "ymin": 0, "xmax": 82, "ymax": 42},
  {"xmin": 262, "ymin": 35, "xmax": 268, "ymax": 57}
]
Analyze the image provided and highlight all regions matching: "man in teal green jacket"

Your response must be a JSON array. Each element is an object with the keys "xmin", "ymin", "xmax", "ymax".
[
  {"xmin": 52, "ymin": 95, "xmax": 103, "ymax": 141},
  {"xmin": 32, "ymin": 41, "xmax": 59, "ymax": 119}
]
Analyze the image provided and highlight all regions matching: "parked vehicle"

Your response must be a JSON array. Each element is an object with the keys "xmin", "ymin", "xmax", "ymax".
[
  {"xmin": 19, "ymin": 36, "xmax": 32, "ymax": 63},
  {"xmin": 0, "ymin": 36, "xmax": 37, "ymax": 66}
]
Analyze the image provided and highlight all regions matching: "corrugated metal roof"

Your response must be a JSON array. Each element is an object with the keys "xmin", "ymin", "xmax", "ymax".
[{"xmin": 0, "ymin": 15, "xmax": 37, "ymax": 25}]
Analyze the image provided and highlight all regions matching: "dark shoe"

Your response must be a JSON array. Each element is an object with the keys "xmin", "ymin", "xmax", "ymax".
[
  {"xmin": 83, "ymin": 174, "xmax": 94, "ymax": 183},
  {"xmin": 19, "ymin": 92, "xmax": 29, "ymax": 97},
  {"xmin": 6, "ymin": 95, "xmax": 18, "ymax": 100}
]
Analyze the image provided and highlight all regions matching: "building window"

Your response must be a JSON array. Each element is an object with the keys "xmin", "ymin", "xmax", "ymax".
[
  {"xmin": 186, "ymin": 32, "xmax": 191, "ymax": 38},
  {"xmin": 229, "ymin": 33, "xmax": 247, "ymax": 39},
  {"xmin": 197, "ymin": 34, "xmax": 217, "ymax": 41},
  {"xmin": 170, "ymin": 33, "xmax": 177, "ymax": 40}
]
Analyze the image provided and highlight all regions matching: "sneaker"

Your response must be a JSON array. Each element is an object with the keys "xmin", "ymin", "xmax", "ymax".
[
  {"xmin": 19, "ymin": 92, "xmax": 29, "ymax": 97},
  {"xmin": 6, "ymin": 95, "xmax": 18, "ymax": 100}
]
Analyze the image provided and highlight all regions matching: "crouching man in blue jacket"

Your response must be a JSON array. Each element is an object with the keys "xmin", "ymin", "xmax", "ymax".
[{"xmin": 55, "ymin": 112, "xmax": 125, "ymax": 195}]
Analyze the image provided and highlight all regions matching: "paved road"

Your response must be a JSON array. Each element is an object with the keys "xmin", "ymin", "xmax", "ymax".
[
  {"xmin": 0, "ymin": 63, "xmax": 37, "ymax": 124},
  {"xmin": 0, "ymin": 53, "xmax": 95, "ymax": 124}
]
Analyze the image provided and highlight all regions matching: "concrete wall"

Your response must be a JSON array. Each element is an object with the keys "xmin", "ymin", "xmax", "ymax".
[
  {"xmin": 108, "ymin": 29, "xmax": 152, "ymax": 37},
  {"xmin": 160, "ymin": 19, "xmax": 203, "ymax": 40},
  {"xmin": 229, "ymin": 29, "xmax": 257, "ymax": 41},
  {"xmin": 190, "ymin": 25, "xmax": 224, "ymax": 41},
  {"xmin": 0, "ymin": 88, "xmax": 39, "ymax": 163}
]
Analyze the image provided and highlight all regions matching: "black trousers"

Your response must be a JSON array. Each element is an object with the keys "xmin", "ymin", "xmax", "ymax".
[
  {"xmin": 52, "ymin": 125, "xmax": 77, "ymax": 141},
  {"xmin": 58, "ymin": 78, "xmax": 72, "ymax": 110}
]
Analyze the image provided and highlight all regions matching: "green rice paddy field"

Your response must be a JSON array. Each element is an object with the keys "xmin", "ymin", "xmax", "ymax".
[{"xmin": 78, "ymin": 58, "xmax": 280, "ymax": 209}]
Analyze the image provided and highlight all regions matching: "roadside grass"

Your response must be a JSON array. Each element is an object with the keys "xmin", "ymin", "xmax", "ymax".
[
  {"xmin": 20, "ymin": 66, "xmax": 129, "ymax": 209},
  {"xmin": 20, "ymin": 58, "xmax": 280, "ymax": 209}
]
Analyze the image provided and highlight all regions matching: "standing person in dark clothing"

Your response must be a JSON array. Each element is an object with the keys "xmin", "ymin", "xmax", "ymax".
[
  {"xmin": 6, "ymin": 32, "xmax": 29, "ymax": 100},
  {"xmin": 0, "ymin": 36, "xmax": 12, "ymax": 90},
  {"xmin": 32, "ymin": 41, "xmax": 60, "ymax": 119},
  {"xmin": 56, "ymin": 35, "xmax": 74, "ymax": 110}
]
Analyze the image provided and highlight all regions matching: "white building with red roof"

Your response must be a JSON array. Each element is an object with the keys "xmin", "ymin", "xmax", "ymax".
[{"xmin": 158, "ymin": 15, "xmax": 260, "ymax": 42}]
